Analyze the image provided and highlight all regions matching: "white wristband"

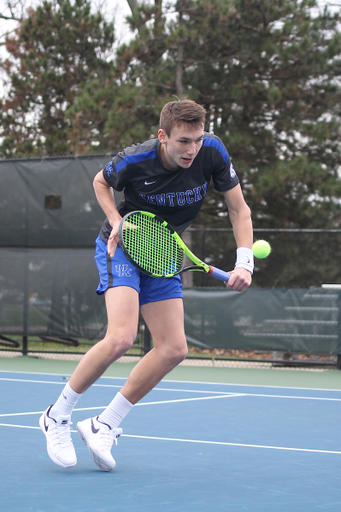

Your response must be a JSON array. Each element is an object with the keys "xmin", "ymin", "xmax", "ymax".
[{"xmin": 234, "ymin": 247, "xmax": 254, "ymax": 274}]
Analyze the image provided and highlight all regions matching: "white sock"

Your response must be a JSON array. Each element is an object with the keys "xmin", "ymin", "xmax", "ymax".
[
  {"xmin": 50, "ymin": 382, "xmax": 82, "ymax": 419},
  {"xmin": 98, "ymin": 392, "xmax": 133, "ymax": 429}
]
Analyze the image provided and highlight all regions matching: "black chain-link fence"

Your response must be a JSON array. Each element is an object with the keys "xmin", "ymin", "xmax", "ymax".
[{"xmin": 184, "ymin": 228, "xmax": 341, "ymax": 289}]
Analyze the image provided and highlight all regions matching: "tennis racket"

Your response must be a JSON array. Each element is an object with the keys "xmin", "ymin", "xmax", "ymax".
[{"xmin": 118, "ymin": 210, "xmax": 231, "ymax": 282}]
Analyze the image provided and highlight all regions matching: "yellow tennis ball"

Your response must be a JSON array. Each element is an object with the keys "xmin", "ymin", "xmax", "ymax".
[{"xmin": 252, "ymin": 240, "xmax": 271, "ymax": 259}]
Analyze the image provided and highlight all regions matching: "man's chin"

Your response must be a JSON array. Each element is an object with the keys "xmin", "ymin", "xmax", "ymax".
[{"xmin": 181, "ymin": 159, "xmax": 194, "ymax": 167}]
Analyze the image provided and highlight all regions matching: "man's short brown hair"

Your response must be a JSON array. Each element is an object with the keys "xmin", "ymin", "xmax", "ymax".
[{"xmin": 159, "ymin": 100, "xmax": 207, "ymax": 135}]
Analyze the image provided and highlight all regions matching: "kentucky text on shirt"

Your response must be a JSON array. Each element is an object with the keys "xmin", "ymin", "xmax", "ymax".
[{"xmin": 139, "ymin": 182, "xmax": 209, "ymax": 207}]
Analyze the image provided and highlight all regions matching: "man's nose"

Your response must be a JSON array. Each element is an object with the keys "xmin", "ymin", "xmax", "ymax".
[{"xmin": 187, "ymin": 142, "xmax": 197, "ymax": 154}]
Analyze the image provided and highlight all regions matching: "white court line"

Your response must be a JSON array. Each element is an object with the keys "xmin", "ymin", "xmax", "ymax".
[
  {"xmin": 135, "ymin": 394, "xmax": 244, "ymax": 406},
  {"xmin": 2, "ymin": 376, "xmax": 341, "ymax": 403},
  {"xmin": 148, "ymin": 389, "xmax": 341, "ymax": 402},
  {"xmin": 2, "ymin": 370, "xmax": 341, "ymax": 394},
  {"xmin": 2, "ymin": 383, "xmax": 341, "ymax": 420},
  {"xmin": 0, "ymin": 394, "xmax": 243, "ymax": 418},
  {"xmin": 0, "ymin": 423, "xmax": 40, "ymax": 430},
  {"xmin": 163, "ymin": 377, "xmax": 341, "ymax": 394},
  {"xmin": 233, "ymin": 393, "xmax": 341, "ymax": 402},
  {"xmin": 1, "ymin": 422, "xmax": 340, "ymax": 455},
  {"xmin": 122, "ymin": 434, "xmax": 341, "ymax": 455},
  {"xmin": 0, "ymin": 377, "xmax": 243, "ymax": 395},
  {"xmin": 0, "ymin": 377, "xmax": 239, "ymax": 394},
  {"xmin": 0, "ymin": 377, "xmax": 85, "ymax": 386}
]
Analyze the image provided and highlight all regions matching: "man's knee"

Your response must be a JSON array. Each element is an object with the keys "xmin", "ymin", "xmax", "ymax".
[
  {"xmin": 160, "ymin": 339, "xmax": 188, "ymax": 366},
  {"xmin": 103, "ymin": 330, "xmax": 137, "ymax": 359}
]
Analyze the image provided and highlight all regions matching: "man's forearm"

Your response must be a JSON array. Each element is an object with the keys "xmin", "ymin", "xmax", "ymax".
[
  {"xmin": 93, "ymin": 172, "xmax": 121, "ymax": 226},
  {"xmin": 230, "ymin": 206, "xmax": 253, "ymax": 248}
]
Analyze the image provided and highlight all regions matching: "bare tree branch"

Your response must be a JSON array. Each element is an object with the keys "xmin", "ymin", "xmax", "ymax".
[
  {"xmin": 0, "ymin": 26, "xmax": 18, "ymax": 40},
  {"xmin": 0, "ymin": 13, "xmax": 21, "ymax": 20},
  {"xmin": 0, "ymin": 0, "xmax": 26, "ymax": 22}
]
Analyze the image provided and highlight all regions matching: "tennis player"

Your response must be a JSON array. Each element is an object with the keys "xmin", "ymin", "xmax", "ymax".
[{"xmin": 40, "ymin": 99, "xmax": 253, "ymax": 471}]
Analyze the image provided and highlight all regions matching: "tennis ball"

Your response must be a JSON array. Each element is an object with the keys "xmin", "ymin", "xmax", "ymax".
[{"xmin": 252, "ymin": 240, "xmax": 271, "ymax": 259}]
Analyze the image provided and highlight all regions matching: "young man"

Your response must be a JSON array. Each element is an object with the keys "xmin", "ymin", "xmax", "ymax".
[{"xmin": 40, "ymin": 100, "xmax": 253, "ymax": 471}]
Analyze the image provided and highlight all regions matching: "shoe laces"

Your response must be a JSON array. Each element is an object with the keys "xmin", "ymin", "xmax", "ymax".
[
  {"xmin": 112, "ymin": 428, "xmax": 122, "ymax": 446},
  {"xmin": 96, "ymin": 419, "xmax": 122, "ymax": 450},
  {"xmin": 48, "ymin": 416, "xmax": 73, "ymax": 448}
]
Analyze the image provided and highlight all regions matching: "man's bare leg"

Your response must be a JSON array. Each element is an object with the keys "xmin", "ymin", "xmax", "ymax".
[
  {"xmin": 40, "ymin": 286, "xmax": 139, "ymax": 469},
  {"xmin": 119, "ymin": 298, "xmax": 188, "ymax": 404},
  {"xmin": 69, "ymin": 286, "xmax": 140, "ymax": 394},
  {"xmin": 75, "ymin": 297, "xmax": 187, "ymax": 471}
]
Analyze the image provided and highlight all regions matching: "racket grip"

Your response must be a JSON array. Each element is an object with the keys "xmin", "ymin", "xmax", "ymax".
[{"xmin": 209, "ymin": 266, "xmax": 231, "ymax": 282}]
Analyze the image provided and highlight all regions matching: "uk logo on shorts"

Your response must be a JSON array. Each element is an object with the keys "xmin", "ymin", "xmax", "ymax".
[
  {"xmin": 115, "ymin": 264, "xmax": 132, "ymax": 277},
  {"xmin": 230, "ymin": 162, "xmax": 236, "ymax": 178}
]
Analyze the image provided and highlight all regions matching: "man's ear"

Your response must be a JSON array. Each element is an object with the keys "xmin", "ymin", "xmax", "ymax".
[{"xmin": 158, "ymin": 128, "xmax": 167, "ymax": 143}]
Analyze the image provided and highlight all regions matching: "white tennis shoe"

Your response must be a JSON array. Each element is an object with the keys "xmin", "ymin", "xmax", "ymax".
[
  {"xmin": 77, "ymin": 416, "xmax": 122, "ymax": 472},
  {"xmin": 39, "ymin": 405, "xmax": 77, "ymax": 468}
]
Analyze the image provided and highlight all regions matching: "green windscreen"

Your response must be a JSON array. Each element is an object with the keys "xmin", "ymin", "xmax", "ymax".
[
  {"xmin": 120, "ymin": 212, "xmax": 184, "ymax": 277},
  {"xmin": 0, "ymin": 154, "xmax": 119, "ymax": 247}
]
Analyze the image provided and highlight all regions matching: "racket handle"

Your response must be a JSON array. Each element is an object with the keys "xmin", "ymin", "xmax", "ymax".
[{"xmin": 209, "ymin": 266, "xmax": 231, "ymax": 282}]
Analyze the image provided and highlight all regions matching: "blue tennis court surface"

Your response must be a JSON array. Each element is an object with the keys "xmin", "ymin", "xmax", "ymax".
[{"xmin": 1, "ymin": 370, "xmax": 341, "ymax": 512}]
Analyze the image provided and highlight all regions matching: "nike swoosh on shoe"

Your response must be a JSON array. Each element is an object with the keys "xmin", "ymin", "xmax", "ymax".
[{"xmin": 91, "ymin": 418, "xmax": 100, "ymax": 434}]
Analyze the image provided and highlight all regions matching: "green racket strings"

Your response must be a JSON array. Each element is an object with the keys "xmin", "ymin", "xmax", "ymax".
[{"xmin": 121, "ymin": 212, "xmax": 184, "ymax": 277}]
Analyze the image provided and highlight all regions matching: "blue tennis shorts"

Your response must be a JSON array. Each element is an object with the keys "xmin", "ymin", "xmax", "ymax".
[{"xmin": 95, "ymin": 235, "xmax": 183, "ymax": 306}]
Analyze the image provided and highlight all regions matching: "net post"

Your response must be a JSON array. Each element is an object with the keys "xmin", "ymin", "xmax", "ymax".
[
  {"xmin": 323, "ymin": 284, "xmax": 341, "ymax": 370},
  {"xmin": 337, "ymin": 289, "xmax": 341, "ymax": 370},
  {"xmin": 22, "ymin": 249, "xmax": 29, "ymax": 356},
  {"xmin": 337, "ymin": 355, "xmax": 341, "ymax": 370},
  {"xmin": 22, "ymin": 336, "xmax": 28, "ymax": 356}
]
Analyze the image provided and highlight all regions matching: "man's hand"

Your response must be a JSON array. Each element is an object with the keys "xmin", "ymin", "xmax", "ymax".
[
  {"xmin": 226, "ymin": 268, "xmax": 252, "ymax": 292},
  {"xmin": 107, "ymin": 218, "xmax": 121, "ymax": 258}
]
